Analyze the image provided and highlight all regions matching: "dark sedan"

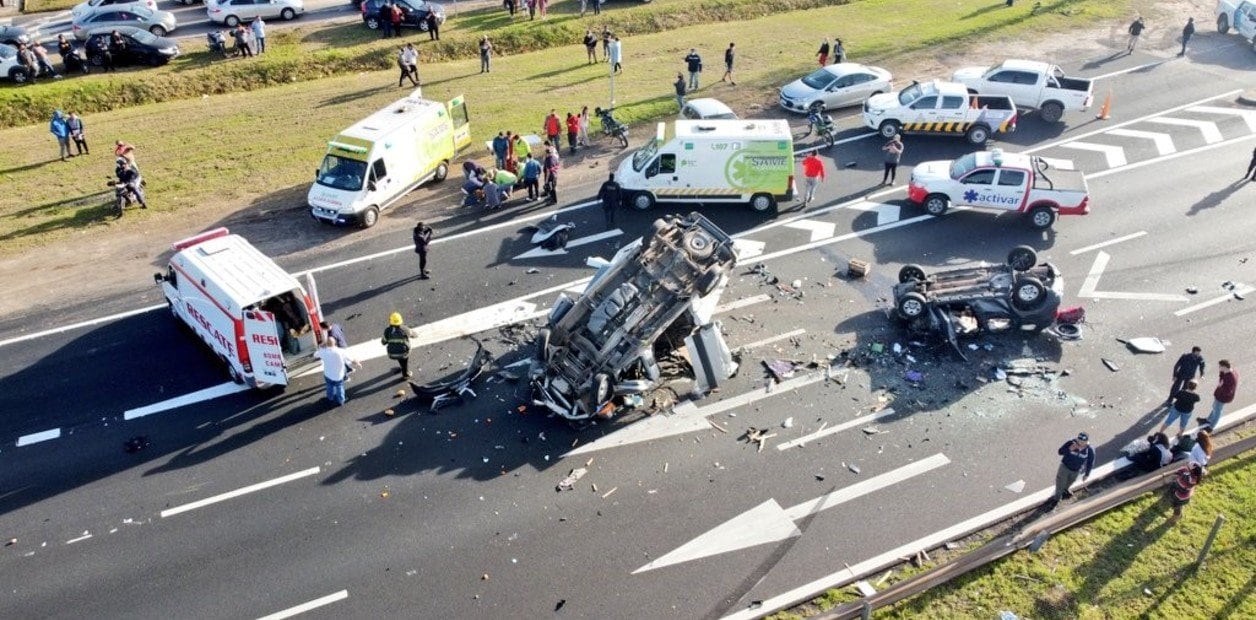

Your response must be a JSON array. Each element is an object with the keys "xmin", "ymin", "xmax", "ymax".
[
  {"xmin": 360, "ymin": 0, "xmax": 444, "ymax": 31},
  {"xmin": 85, "ymin": 27, "xmax": 180, "ymax": 67},
  {"xmin": 0, "ymin": 25, "xmax": 35, "ymax": 48}
]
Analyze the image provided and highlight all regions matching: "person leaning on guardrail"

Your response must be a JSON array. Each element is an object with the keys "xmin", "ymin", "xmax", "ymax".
[{"xmin": 1047, "ymin": 432, "xmax": 1094, "ymax": 509}]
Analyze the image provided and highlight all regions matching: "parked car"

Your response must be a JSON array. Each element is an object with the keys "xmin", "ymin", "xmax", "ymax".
[
  {"xmin": 0, "ymin": 43, "xmax": 29, "ymax": 84},
  {"xmin": 779, "ymin": 63, "xmax": 893, "ymax": 114},
  {"xmin": 360, "ymin": 0, "xmax": 445, "ymax": 32},
  {"xmin": 71, "ymin": 0, "xmax": 158, "ymax": 19},
  {"xmin": 951, "ymin": 59, "xmax": 1094, "ymax": 123},
  {"xmin": 0, "ymin": 25, "xmax": 35, "ymax": 48},
  {"xmin": 1216, "ymin": 0, "xmax": 1256, "ymax": 51},
  {"xmin": 862, "ymin": 80, "xmax": 1017, "ymax": 145},
  {"xmin": 679, "ymin": 98, "xmax": 739, "ymax": 120},
  {"xmin": 892, "ymin": 246, "xmax": 1063, "ymax": 356},
  {"xmin": 84, "ymin": 27, "xmax": 180, "ymax": 66},
  {"xmin": 531, "ymin": 212, "xmax": 739, "ymax": 424},
  {"xmin": 73, "ymin": 7, "xmax": 177, "ymax": 40},
  {"xmin": 207, "ymin": 0, "xmax": 305, "ymax": 26}
]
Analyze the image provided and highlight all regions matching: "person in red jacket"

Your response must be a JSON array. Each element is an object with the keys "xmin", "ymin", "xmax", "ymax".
[
  {"xmin": 543, "ymin": 110, "xmax": 561, "ymax": 148},
  {"xmin": 565, "ymin": 112, "xmax": 580, "ymax": 154},
  {"xmin": 800, "ymin": 152, "xmax": 825, "ymax": 206},
  {"xmin": 1199, "ymin": 359, "xmax": 1238, "ymax": 431}
]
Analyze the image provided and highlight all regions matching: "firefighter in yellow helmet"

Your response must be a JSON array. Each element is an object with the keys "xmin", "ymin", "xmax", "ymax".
[{"xmin": 381, "ymin": 312, "xmax": 418, "ymax": 379}]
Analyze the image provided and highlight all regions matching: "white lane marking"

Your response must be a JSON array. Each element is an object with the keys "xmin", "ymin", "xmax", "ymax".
[
  {"xmin": 795, "ymin": 132, "xmax": 877, "ymax": 155},
  {"xmin": 1146, "ymin": 117, "xmax": 1223, "ymax": 144},
  {"xmin": 0, "ymin": 304, "xmax": 165, "ymax": 349},
  {"xmin": 16, "ymin": 428, "xmax": 61, "ymax": 447},
  {"xmin": 783, "ymin": 219, "xmax": 836, "ymax": 242},
  {"xmin": 847, "ymin": 201, "xmax": 902, "ymax": 226},
  {"xmin": 1060, "ymin": 142, "xmax": 1127, "ymax": 168},
  {"xmin": 735, "ymin": 329, "xmax": 806, "ymax": 351},
  {"xmin": 256, "ymin": 590, "xmax": 349, "ymax": 620},
  {"xmin": 776, "ymin": 409, "xmax": 898, "ymax": 451},
  {"xmin": 714, "ymin": 294, "xmax": 771, "ymax": 314},
  {"xmin": 1174, "ymin": 285, "xmax": 1254, "ymax": 317},
  {"xmin": 66, "ymin": 532, "xmax": 93, "ymax": 544},
  {"xmin": 1188, "ymin": 105, "xmax": 1256, "ymax": 132},
  {"xmin": 160, "ymin": 467, "xmax": 321, "ymax": 518},
  {"xmin": 732, "ymin": 238, "xmax": 766, "ymax": 260},
  {"xmin": 512, "ymin": 229, "xmax": 623, "ymax": 260},
  {"xmin": 124, "ymin": 383, "xmax": 251, "ymax": 420},
  {"xmin": 635, "ymin": 454, "xmax": 950, "ymax": 573},
  {"xmin": 1089, "ymin": 60, "xmax": 1166, "ymax": 81},
  {"xmin": 1068, "ymin": 231, "xmax": 1148, "ymax": 255},
  {"xmin": 1104, "ymin": 128, "xmax": 1176, "ymax": 156},
  {"xmin": 1077, "ymin": 251, "xmax": 1187, "ymax": 302}
]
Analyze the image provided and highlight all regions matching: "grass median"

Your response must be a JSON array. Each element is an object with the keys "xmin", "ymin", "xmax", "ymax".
[{"xmin": 0, "ymin": 0, "xmax": 1135, "ymax": 251}]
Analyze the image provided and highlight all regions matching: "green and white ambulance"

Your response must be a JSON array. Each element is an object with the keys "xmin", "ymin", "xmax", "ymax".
[{"xmin": 616, "ymin": 120, "xmax": 795, "ymax": 214}]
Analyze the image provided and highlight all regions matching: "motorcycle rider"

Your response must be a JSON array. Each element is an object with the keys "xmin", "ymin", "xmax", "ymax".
[
  {"xmin": 807, "ymin": 108, "xmax": 834, "ymax": 137},
  {"xmin": 115, "ymin": 157, "xmax": 148, "ymax": 209}
]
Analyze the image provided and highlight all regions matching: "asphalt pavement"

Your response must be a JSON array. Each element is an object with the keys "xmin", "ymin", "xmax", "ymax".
[{"xmin": 1, "ymin": 39, "xmax": 1255, "ymax": 620}]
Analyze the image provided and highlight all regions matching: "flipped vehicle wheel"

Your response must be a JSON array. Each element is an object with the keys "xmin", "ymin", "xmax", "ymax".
[
  {"xmin": 898, "ymin": 264, "xmax": 926, "ymax": 283},
  {"xmin": 592, "ymin": 373, "xmax": 612, "ymax": 405},
  {"xmin": 923, "ymin": 194, "xmax": 949, "ymax": 216},
  {"xmin": 896, "ymin": 292, "xmax": 927, "ymax": 319},
  {"xmin": 683, "ymin": 229, "xmax": 715, "ymax": 260},
  {"xmin": 1012, "ymin": 276, "xmax": 1047, "ymax": 310},
  {"xmin": 1006, "ymin": 246, "xmax": 1038, "ymax": 271}
]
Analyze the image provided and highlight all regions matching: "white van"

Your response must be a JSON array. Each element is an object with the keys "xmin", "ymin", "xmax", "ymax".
[
  {"xmin": 308, "ymin": 88, "xmax": 471, "ymax": 228},
  {"xmin": 615, "ymin": 119, "xmax": 795, "ymax": 214},
  {"xmin": 154, "ymin": 228, "xmax": 325, "ymax": 388}
]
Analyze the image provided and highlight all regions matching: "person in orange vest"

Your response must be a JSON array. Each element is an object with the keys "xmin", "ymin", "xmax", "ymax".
[{"xmin": 800, "ymin": 151, "xmax": 826, "ymax": 206}]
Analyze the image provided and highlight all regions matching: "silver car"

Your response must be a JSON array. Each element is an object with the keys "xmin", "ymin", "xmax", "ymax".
[
  {"xmin": 72, "ymin": 7, "xmax": 177, "ymax": 40},
  {"xmin": 779, "ymin": 63, "xmax": 893, "ymax": 113},
  {"xmin": 71, "ymin": 0, "xmax": 158, "ymax": 19},
  {"xmin": 207, "ymin": 0, "xmax": 305, "ymax": 26}
]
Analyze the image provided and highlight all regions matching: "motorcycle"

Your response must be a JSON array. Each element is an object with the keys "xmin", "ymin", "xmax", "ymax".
[
  {"xmin": 528, "ymin": 215, "xmax": 576, "ymax": 251},
  {"xmin": 106, "ymin": 178, "xmax": 144, "ymax": 218},
  {"xmin": 206, "ymin": 31, "xmax": 228, "ymax": 58},
  {"xmin": 805, "ymin": 109, "xmax": 836, "ymax": 148},
  {"xmin": 595, "ymin": 107, "xmax": 629, "ymax": 148}
]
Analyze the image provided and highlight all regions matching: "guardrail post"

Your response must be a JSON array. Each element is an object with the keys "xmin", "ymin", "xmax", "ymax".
[
  {"xmin": 860, "ymin": 601, "xmax": 871, "ymax": 620},
  {"xmin": 1195, "ymin": 514, "xmax": 1226, "ymax": 569}
]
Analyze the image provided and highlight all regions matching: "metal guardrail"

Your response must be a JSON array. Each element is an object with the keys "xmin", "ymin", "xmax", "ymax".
[{"xmin": 816, "ymin": 431, "xmax": 1256, "ymax": 620}]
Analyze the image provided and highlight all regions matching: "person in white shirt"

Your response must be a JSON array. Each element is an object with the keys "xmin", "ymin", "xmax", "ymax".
[
  {"xmin": 1189, "ymin": 430, "xmax": 1213, "ymax": 466},
  {"xmin": 398, "ymin": 43, "xmax": 419, "ymax": 87},
  {"xmin": 315, "ymin": 338, "xmax": 360, "ymax": 405}
]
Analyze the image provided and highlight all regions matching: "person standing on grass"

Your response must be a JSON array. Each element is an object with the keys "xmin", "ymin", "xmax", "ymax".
[
  {"xmin": 800, "ymin": 151, "xmax": 825, "ymax": 205},
  {"xmin": 1166, "ymin": 346, "xmax": 1205, "ymax": 404},
  {"xmin": 315, "ymin": 338, "xmax": 360, "ymax": 406},
  {"xmin": 1164, "ymin": 462, "xmax": 1204, "ymax": 525},
  {"xmin": 413, "ymin": 221, "xmax": 432, "ymax": 278},
  {"xmin": 881, "ymin": 135, "xmax": 903, "ymax": 185},
  {"xmin": 583, "ymin": 30, "xmax": 598, "ymax": 64},
  {"xmin": 479, "ymin": 36, "xmax": 493, "ymax": 73},
  {"xmin": 49, "ymin": 110, "xmax": 70, "ymax": 161},
  {"xmin": 538, "ymin": 0, "xmax": 547, "ymax": 18},
  {"xmin": 597, "ymin": 172, "xmax": 621, "ymax": 230},
  {"xmin": 251, "ymin": 16, "xmax": 266, "ymax": 54},
  {"xmin": 609, "ymin": 36, "xmax": 622, "ymax": 73},
  {"xmin": 577, "ymin": 106, "xmax": 590, "ymax": 146},
  {"xmin": 526, "ymin": 0, "xmax": 536, "ymax": 20},
  {"xmin": 832, "ymin": 38, "xmax": 845, "ymax": 63},
  {"xmin": 381, "ymin": 313, "xmax": 419, "ymax": 379},
  {"xmin": 1199, "ymin": 360, "xmax": 1238, "ymax": 431},
  {"xmin": 67, "ymin": 112, "xmax": 88, "ymax": 156},
  {"xmin": 521, "ymin": 153, "xmax": 541, "ymax": 201},
  {"xmin": 379, "ymin": 2, "xmax": 393, "ymax": 38},
  {"xmin": 1158, "ymin": 379, "xmax": 1200, "ymax": 438},
  {"xmin": 1126, "ymin": 16, "xmax": 1146, "ymax": 54},
  {"xmin": 592, "ymin": 0, "xmax": 599, "ymax": 15},
  {"xmin": 817, "ymin": 37, "xmax": 830, "ymax": 66},
  {"xmin": 504, "ymin": 0, "xmax": 515, "ymax": 17},
  {"xmin": 673, "ymin": 73, "xmax": 686, "ymax": 110},
  {"xmin": 565, "ymin": 112, "xmax": 580, "ymax": 154},
  {"xmin": 233, "ymin": 24, "xmax": 253, "ymax": 57},
  {"xmin": 684, "ymin": 47, "xmax": 702, "ymax": 91},
  {"xmin": 601, "ymin": 27, "xmax": 611, "ymax": 62},
  {"xmin": 1178, "ymin": 17, "xmax": 1194, "ymax": 56},
  {"xmin": 721, "ymin": 42, "xmax": 736, "ymax": 85},
  {"xmin": 426, "ymin": 11, "xmax": 439, "ymax": 40},
  {"xmin": 543, "ymin": 110, "xmax": 561, "ymax": 147},
  {"xmin": 1047, "ymin": 432, "xmax": 1094, "ymax": 508}
]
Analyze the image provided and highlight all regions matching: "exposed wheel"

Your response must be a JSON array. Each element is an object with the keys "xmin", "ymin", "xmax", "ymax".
[
  {"xmin": 898, "ymin": 264, "xmax": 926, "ymax": 283},
  {"xmin": 749, "ymin": 192, "xmax": 776, "ymax": 213},
  {"xmin": 630, "ymin": 191, "xmax": 655, "ymax": 211},
  {"xmin": 1006, "ymin": 246, "xmax": 1038, "ymax": 271},
  {"xmin": 432, "ymin": 161, "xmax": 448, "ymax": 182},
  {"xmin": 896, "ymin": 292, "xmax": 927, "ymax": 319},
  {"xmin": 651, "ymin": 218, "xmax": 668, "ymax": 236},
  {"xmin": 360, "ymin": 206, "xmax": 380, "ymax": 228},
  {"xmin": 965, "ymin": 124, "xmax": 990, "ymax": 145},
  {"xmin": 281, "ymin": 7, "xmax": 296, "ymax": 19},
  {"xmin": 225, "ymin": 15, "xmax": 240, "ymax": 26},
  {"xmin": 1012, "ymin": 276, "xmax": 1047, "ymax": 310},
  {"xmin": 88, "ymin": 53, "xmax": 104, "ymax": 67},
  {"xmin": 695, "ymin": 267, "xmax": 721, "ymax": 297},
  {"xmin": 8, "ymin": 67, "xmax": 28, "ymax": 84},
  {"xmin": 1027, "ymin": 205, "xmax": 1056, "ymax": 230},
  {"xmin": 923, "ymin": 193, "xmax": 949, "ymax": 216},
  {"xmin": 365, "ymin": 16, "xmax": 380, "ymax": 29},
  {"xmin": 536, "ymin": 328, "xmax": 551, "ymax": 362},
  {"xmin": 878, "ymin": 120, "xmax": 901, "ymax": 139},
  {"xmin": 149, "ymin": 25, "xmax": 166, "ymax": 36},
  {"xmin": 1217, "ymin": 14, "xmax": 1229, "ymax": 34},
  {"xmin": 592, "ymin": 373, "xmax": 612, "ymax": 405},
  {"xmin": 823, "ymin": 130, "xmax": 835, "ymax": 147},
  {"xmin": 418, "ymin": 20, "xmax": 429, "ymax": 32},
  {"xmin": 683, "ymin": 229, "xmax": 716, "ymax": 261},
  {"xmin": 1040, "ymin": 101, "xmax": 1064, "ymax": 123},
  {"xmin": 615, "ymin": 131, "xmax": 628, "ymax": 148}
]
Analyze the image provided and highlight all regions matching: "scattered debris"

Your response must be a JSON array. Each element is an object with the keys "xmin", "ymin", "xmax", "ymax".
[
  {"xmin": 380, "ymin": 489, "xmax": 390, "ymax": 499},
  {"xmin": 1120, "ymin": 337, "xmax": 1165, "ymax": 354},
  {"xmin": 555, "ymin": 599, "xmax": 566, "ymax": 611},
  {"xmin": 394, "ymin": 389, "xmax": 406, "ymax": 397},
  {"xmin": 854, "ymin": 581, "xmax": 877, "ymax": 597},
  {"xmin": 944, "ymin": 542, "xmax": 960, "ymax": 550},
  {"xmin": 526, "ymin": 267, "xmax": 541, "ymax": 274},
  {"xmin": 782, "ymin": 417, "xmax": 794, "ymax": 429},
  {"xmin": 5, "ymin": 538, "xmax": 16, "ymax": 546},
  {"xmin": 862, "ymin": 427, "xmax": 881, "ymax": 435},
  {"xmin": 481, "ymin": 573, "xmax": 490, "ymax": 581},
  {"xmin": 557, "ymin": 468, "xmax": 588, "ymax": 492},
  {"xmin": 742, "ymin": 427, "xmax": 778, "ymax": 453},
  {"xmin": 875, "ymin": 569, "xmax": 893, "ymax": 587},
  {"xmin": 847, "ymin": 258, "xmax": 870, "ymax": 278},
  {"xmin": 904, "ymin": 370, "xmax": 924, "ymax": 383},
  {"xmin": 1005, "ymin": 480, "xmax": 1026, "ymax": 493},
  {"xmin": 123, "ymin": 436, "xmax": 149, "ymax": 453},
  {"xmin": 815, "ymin": 474, "xmax": 825, "ymax": 481},
  {"xmin": 1186, "ymin": 286, "xmax": 1198, "ymax": 294},
  {"xmin": 601, "ymin": 487, "xmax": 618, "ymax": 499},
  {"xmin": 384, "ymin": 408, "xmax": 396, "ymax": 417},
  {"xmin": 764, "ymin": 359, "xmax": 799, "ymax": 382},
  {"xmin": 708, "ymin": 419, "xmax": 730, "ymax": 434},
  {"xmin": 1102, "ymin": 358, "xmax": 1120, "ymax": 372},
  {"xmin": 847, "ymin": 463, "xmax": 862, "ymax": 474}
]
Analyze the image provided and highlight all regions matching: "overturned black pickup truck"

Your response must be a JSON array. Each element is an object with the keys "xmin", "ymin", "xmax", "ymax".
[
  {"xmin": 531, "ymin": 212, "xmax": 739, "ymax": 423},
  {"xmin": 891, "ymin": 246, "xmax": 1063, "ymax": 355}
]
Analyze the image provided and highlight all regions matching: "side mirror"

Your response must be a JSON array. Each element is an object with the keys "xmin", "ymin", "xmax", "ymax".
[
  {"xmin": 153, "ymin": 272, "xmax": 165, "ymax": 285},
  {"xmin": 367, "ymin": 181, "xmax": 377, "ymax": 191}
]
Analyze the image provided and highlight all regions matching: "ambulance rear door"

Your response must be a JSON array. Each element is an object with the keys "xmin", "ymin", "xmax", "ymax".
[{"xmin": 243, "ymin": 310, "xmax": 288, "ymax": 386}]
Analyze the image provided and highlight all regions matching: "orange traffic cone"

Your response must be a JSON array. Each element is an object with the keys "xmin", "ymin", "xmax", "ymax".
[{"xmin": 1095, "ymin": 89, "xmax": 1113, "ymax": 120}]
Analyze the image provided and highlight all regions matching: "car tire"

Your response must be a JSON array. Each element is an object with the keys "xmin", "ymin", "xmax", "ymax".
[
  {"xmin": 149, "ymin": 25, "xmax": 166, "ymax": 36},
  {"xmin": 365, "ymin": 16, "xmax": 380, "ymax": 29},
  {"xmin": 965, "ymin": 124, "xmax": 990, "ymax": 145},
  {"xmin": 630, "ymin": 191, "xmax": 655, "ymax": 211},
  {"xmin": 1217, "ymin": 14, "xmax": 1229, "ymax": 34},
  {"xmin": 537, "ymin": 328, "xmax": 551, "ymax": 362},
  {"xmin": 878, "ymin": 120, "xmax": 901, "ymax": 139},
  {"xmin": 1012, "ymin": 276, "xmax": 1047, "ymax": 310},
  {"xmin": 1027, "ymin": 205, "xmax": 1056, "ymax": 230},
  {"xmin": 360, "ymin": 206, "xmax": 380, "ymax": 228},
  {"xmin": 683, "ymin": 229, "xmax": 716, "ymax": 261},
  {"xmin": 433, "ymin": 161, "xmax": 448, "ymax": 182},
  {"xmin": 695, "ymin": 267, "xmax": 721, "ymax": 297},
  {"xmin": 898, "ymin": 264, "xmax": 926, "ymax": 283},
  {"xmin": 88, "ymin": 53, "xmax": 104, "ymax": 67},
  {"xmin": 225, "ymin": 15, "xmax": 240, "ymax": 26},
  {"xmin": 1006, "ymin": 246, "xmax": 1038, "ymax": 271},
  {"xmin": 923, "ymin": 193, "xmax": 949, "ymax": 216},
  {"xmin": 749, "ymin": 192, "xmax": 776, "ymax": 214},
  {"xmin": 8, "ymin": 67, "xmax": 28, "ymax": 84},
  {"xmin": 418, "ymin": 21, "xmax": 429, "ymax": 32},
  {"xmin": 896, "ymin": 292, "xmax": 927, "ymax": 320},
  {"xmin": 1040, "ymin": 101, "xmax": 1064, "ymax": 123},
  {"xmin": 592, "ymin": 373, "xmax": 612, "ymax": 406},
  {"xmin": 281, "ymin": 7, "xmax": 296, "ymax": 19}
]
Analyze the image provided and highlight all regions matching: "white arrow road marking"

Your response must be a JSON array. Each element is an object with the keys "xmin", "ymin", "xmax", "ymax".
[
  {"xmin": 1077, "ymin": 251, "xmax": 1188, "ymax": 302},
  {"xmin": 1104, "ymin": 129, "xmax": 1176, "ymax": 156},
  {"xmin": 1036, "ymin": 157, "xmax": 1076, "ymax": 170},
  {"xmin": 1174, "ymin": 285, "xmax": 1254, "ymax": 317},
  {"xmin": 1068, "ymin": 231, "xmax": 1148, "ymax": 256},
  {"xmin": 1060, "ymin": 142, "xmax": 1127, "ymax": 168},
  {"xmin": 513, "ymin": 229, "xmax": 623, "ymax": 260},
  {"xmin": 1188, "ymin": 106, "xmax": 1256, "ymax": 133},
  {"xmin": 783, "ymin": 219, "xmax": 837, "ymax": 242},
  {"xmin": 633, "ymin": 454, "xmax": 950, "ymax": 573},
  {"xmin": 731, "ymin": 238, "xmax": 766, "ymax": 261},
  {"xmin": 1146, "ymin": 117, "xmax": 1223, "ymax": 144},
  {"xmin": 847, "ymin": 201, "xmax": 902, "ymax": 226}
]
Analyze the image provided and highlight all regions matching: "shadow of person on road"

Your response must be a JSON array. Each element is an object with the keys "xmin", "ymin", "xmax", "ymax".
[{"xmin": 1187, "ymin": 180, "xmax": 1245, "ymax": 216}]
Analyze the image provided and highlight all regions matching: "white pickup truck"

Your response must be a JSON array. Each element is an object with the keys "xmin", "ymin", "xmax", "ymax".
[
  {"xmin": 950, "ymin": 59, "xmax": 1094, "ymax": 123},
  {"xmin": 907, "ymin": 149, "xmax": 1090, "ymax": 230},
  {"xmin": 862, "ymin": 81, "xmax": 1018, "ymax": 145},
  {"xmin": 1216, "ymin": 0, "xmax": 1256, "ymax": 51}
]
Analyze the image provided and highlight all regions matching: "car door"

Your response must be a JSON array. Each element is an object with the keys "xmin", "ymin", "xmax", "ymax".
[
  {"xmin": 954, "ymin": 168, "xmax": 997, "ymax": 207},
  {"xmin": 234, "ymin": 0, "xmax": 260, "ymax": 20},
  {"xmin": 825, "ymin": 74, "xmax": 854, "ymax": 108},
  {"xmin": 993, "ymin": 70, "xmax": 1038, "ymax": 107},
  {"xmin": 937, "ymin": 95, "xmax": 968, "ymax": 128},
  {"xmin": 367, "ymin": 158, "xmax": 391, "ymax": 202},
  {"xmin": 908, "ymin": 95, "xmax": 939, "ymax": 129},
  {"xmin": 121, "ymin": 32, "xmax": 145, "ymax": 63},
  {"xmin": 1238, "ymin": 2, "xmax": 1256, "ymax": 39},
  {"xmin": 644, "ymin": 153, "xmax": 682, "ymax": 195},
  {"xmin": 845, "ymin": 73, "xmax": 879, "ymax": 105}
]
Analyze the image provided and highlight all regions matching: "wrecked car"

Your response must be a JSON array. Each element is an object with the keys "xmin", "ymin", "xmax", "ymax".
[
  {"xmin": 892, "ymin": 246, "xmax": 1062, "ymax": 353},
  {"xmin": 532, "ymin": 212, "xmax": 739, "ymax": 423}
]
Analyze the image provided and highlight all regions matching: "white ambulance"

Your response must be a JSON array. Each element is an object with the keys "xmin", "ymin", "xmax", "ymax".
[{"xmin": 154, "ymin": 228, "xmax": 325, "ymax": 388}]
